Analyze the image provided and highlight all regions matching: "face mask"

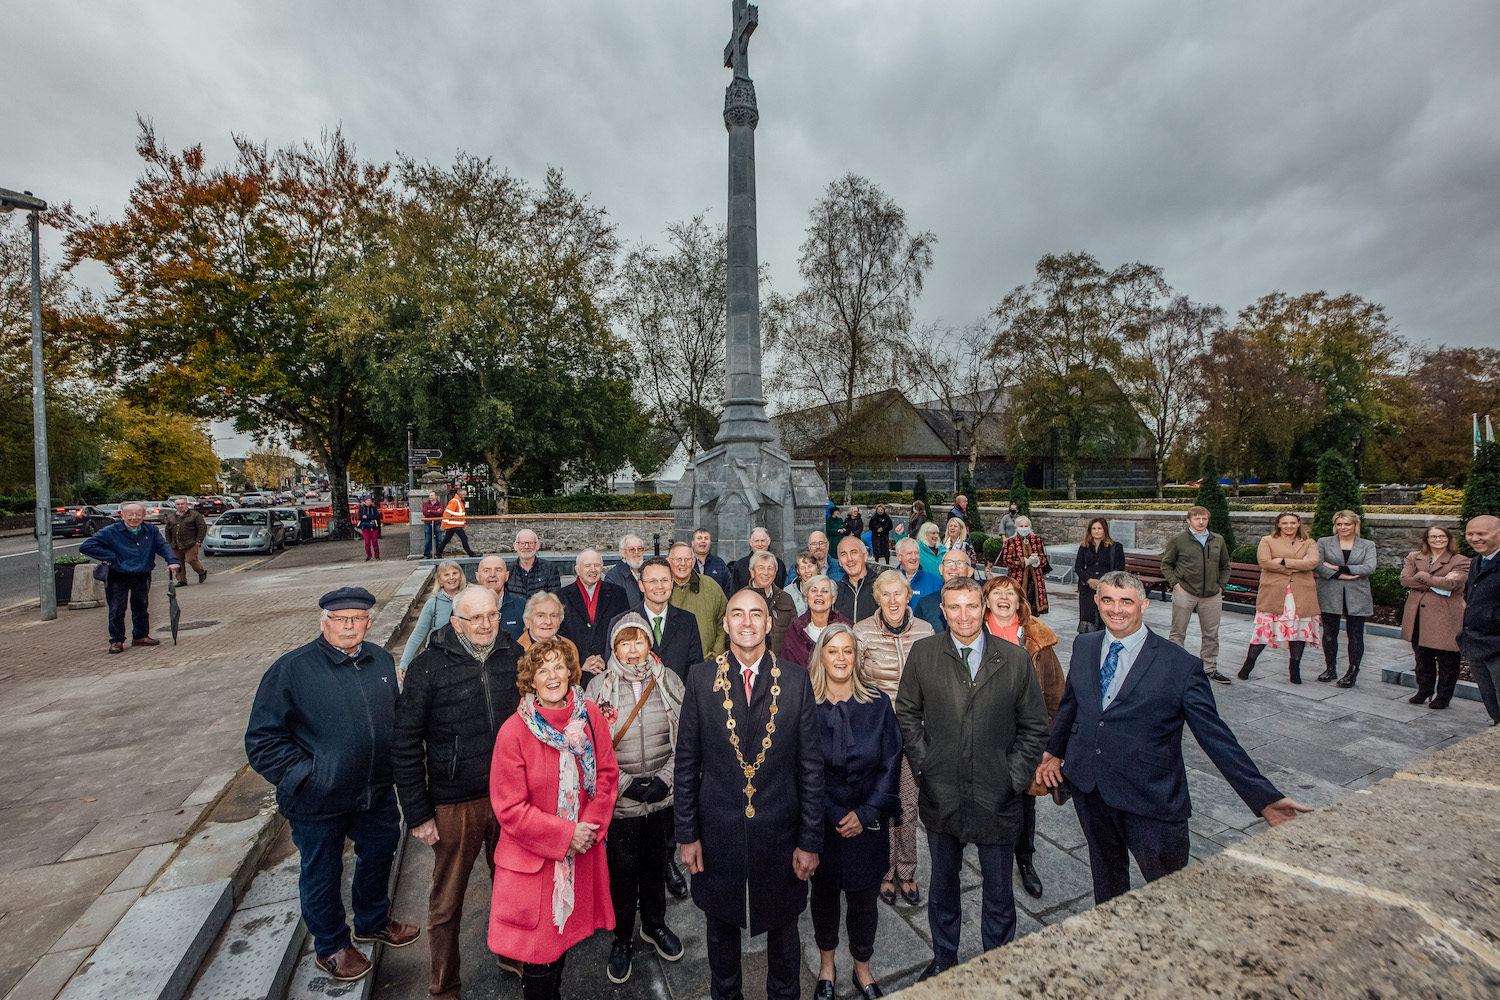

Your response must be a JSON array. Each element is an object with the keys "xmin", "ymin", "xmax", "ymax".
[{"xmin": 1017, "ymin": 526, "xmax": 1032, "ymax": 537}]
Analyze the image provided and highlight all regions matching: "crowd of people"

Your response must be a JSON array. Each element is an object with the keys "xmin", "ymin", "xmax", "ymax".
[{"xmin": 241, "ymin": 506, "xmax": 1500, "ymax": 999}]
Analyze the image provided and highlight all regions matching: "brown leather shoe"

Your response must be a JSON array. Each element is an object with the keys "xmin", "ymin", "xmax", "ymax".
[
  {"xmin": 314, "ymin": 946, "xmax": 372, "ymax": 981},
  {"xmin": 108, "ymin": 642, "xmax": 124, "ymax": 654},
  {"xmin": 353, "ymin": 918, "xmax": 420, "ymax": 947},
  {"xmin": 132, "ymin": 636, "xmax": 161, "ymax": 647}
]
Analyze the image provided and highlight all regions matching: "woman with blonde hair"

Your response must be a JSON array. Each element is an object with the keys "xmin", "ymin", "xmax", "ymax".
[
  {"xmin": 1239, "ymin": 512, "xmax": 1321, "ymax": 683},
  {"xmin": 938, "ymin": 517, "xmax": 982, "ymax": 581},
  {"xmin": 980, "ymin": 575, "xmax": 1063, "ymax": 898},
  {"xmin": 915, "ymin": 521, "xmax": 943, "ymax": 576},
  {"xmin": 806, "ymin": 623, "xmax": 903, "ymax": 1000},
  {"xmin": 399, "ymin": 560, "xmax": 466, "ymax": 678},
  {"xmin": 852, "ymin": 569, "xmax": 934, "ymax": 908},
  {"xmin": 1314, "ymin": 510, "xmax": 1377, "ymax": 687}
]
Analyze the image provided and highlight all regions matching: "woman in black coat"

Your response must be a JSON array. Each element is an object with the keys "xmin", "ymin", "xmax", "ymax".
[
  {"xmin": 1073, "ymin": 518, "xmax": 1124, "ymax": 632},
  {"xmin": 807, "ymin": 624, "xmax": 902, "ymax": 1000}
]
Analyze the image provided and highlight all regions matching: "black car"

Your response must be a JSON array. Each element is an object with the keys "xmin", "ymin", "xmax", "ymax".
[
  {"xmin": 195, "ymin": 495, "xmax": 232, "ymax": 516},
  {"xmin": 52, "ymin": 505, "xmax": 115, "ymax": 538}
]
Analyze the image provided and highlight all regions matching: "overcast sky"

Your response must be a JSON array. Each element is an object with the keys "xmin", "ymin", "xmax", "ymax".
[{"xmin": 6, "ymin": 1, "xmax": 1497, "ymax": 453}]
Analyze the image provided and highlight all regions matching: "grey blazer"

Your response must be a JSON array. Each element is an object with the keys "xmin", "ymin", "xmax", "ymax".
[{"xmin": 1313, "ymin": 536, "xmax": 1377, "ymax": 617}]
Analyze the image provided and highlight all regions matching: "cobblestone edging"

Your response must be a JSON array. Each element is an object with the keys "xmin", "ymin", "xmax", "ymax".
[{"xmin": 902, "ymin": 724, "xmax": 1500, "ymax": 998}]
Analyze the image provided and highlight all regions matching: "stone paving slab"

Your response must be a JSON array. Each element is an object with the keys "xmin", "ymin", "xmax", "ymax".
[{"xmin": 148, "ymin": 815, "xmax": 280, "ymax": 897}]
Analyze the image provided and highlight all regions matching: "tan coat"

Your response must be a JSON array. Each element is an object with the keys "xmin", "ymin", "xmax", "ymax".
[
  {"xmin": 1255, "ymin": 534, "xmax": 1320, "ymax": 617},
  {"xmin": 1016, "ymin": 620, "xmax": 1065, "ymax": 724},
  {"xmin": 853, "ymin": 613, "xmax": 936, "ymax": 699},
  {"xmin": 1399, "ymin": 549, "xmax": 1471, "ymax": 652}
]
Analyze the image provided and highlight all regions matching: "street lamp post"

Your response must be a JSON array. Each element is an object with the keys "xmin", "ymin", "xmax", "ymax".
[{"xmin": 1, "ymin": 187, "xmax": 53, "ymax": 620}]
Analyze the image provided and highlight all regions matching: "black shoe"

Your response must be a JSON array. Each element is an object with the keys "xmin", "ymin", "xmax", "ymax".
[
  {"xmin": 854, "ymin": 972, "xmax": 884, "ymax": 999},
  {"xmin": 1316, "ymin": 667, "xmax": 1338, "ymax": 683},
  {"xmin": 899, "ymin": 881, "xmax": 921, "ymax": 905},
  {"xmin": 918, "ymin": 961, "xmax": 950, "ymax": 983},
  {"xmin": 641, "ymin": 924, "xmax": 683, "ymax": 962},
  {"xmin": 1408, "ymin": 690, "xmax": 1433, "ymax": 705},
  {"xmin": 879, "ymin": 883, "xmax": 897, "ymax": 906},
  {"xmin": 1335, "ymin": 668, "xmax": 1358, "ymax": 688},
  {"xmin": 1205, "ymin": 669, "xmax": 1231, "ymax": 685},
  {"xmin": 607, "ymin": 939, "xmax": 632, "ymax": 984},
  {"xmin": 1289, "ymin": 665, "xmax": 1301, "ymax": 685},
  {"xmin": 1017, "ymin": 857, "xmax": 1044, "ymax": 898},
  {"xmin": 1237, "ymin": 662, "xmax": 1254, "ymax": 680},
  {"xmin": 1428, "ymin": 697, "xmax": 1451, "ymax": 710},
  {"xmin": 665, "ymin": 855, "xmax": 688, "ymax": 898},
  {"xmin": 814, "ymin": 979, "xmax": 835, "ymax": 1000}
]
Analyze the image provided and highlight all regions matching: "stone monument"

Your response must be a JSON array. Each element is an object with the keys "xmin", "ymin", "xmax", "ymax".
[{"xmin": 671, "ymin": 0, "xmax": 828, "ymax": 564}]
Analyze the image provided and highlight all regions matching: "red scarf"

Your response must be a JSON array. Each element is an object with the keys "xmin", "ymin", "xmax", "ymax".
[{"xmin": 578, "ymin": 579, "xmax": 600, "ymax": 622}]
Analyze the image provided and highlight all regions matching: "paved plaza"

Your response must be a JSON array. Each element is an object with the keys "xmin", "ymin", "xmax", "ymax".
[{"xmin": 372, "ymin": 584, "xmax": 1491, "ymax": 1000}]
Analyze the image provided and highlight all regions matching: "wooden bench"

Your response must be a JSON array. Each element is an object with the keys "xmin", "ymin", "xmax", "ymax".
[
  {"xmin": 1123, "ymin": 552, "xmax": 1171, "ymax": 600},
  {"xmin": 1225, "ymin": 561, "xmax": 1261, "ymax": 600}
]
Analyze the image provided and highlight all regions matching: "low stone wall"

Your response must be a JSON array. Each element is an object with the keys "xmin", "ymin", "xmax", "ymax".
[
  {"xmin": 883, "ymin": 504, "xmax": 1459, "ymax": 569},
  {"xmin": 908, "ymin": 725, "xmax": 1500, "ymax": 999},
  {"xmin": 407, "ymin": 513, "xmax": 675, "ymax": 556}
]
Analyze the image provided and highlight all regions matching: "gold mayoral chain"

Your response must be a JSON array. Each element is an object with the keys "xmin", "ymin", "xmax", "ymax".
[{"xmin": 713, "ymin": 653, "xmax": 780, "ymax": 818}]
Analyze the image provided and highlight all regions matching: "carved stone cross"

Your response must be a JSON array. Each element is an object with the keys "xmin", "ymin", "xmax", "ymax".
[{"xmin": 724, "ymin": 0, "xmax": 758, "ymax": 81}]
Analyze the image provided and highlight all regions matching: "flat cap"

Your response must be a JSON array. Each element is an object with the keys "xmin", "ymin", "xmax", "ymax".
[{"xmin": 319, "ymin": 586, "xmax": 377, "ymax": 612}]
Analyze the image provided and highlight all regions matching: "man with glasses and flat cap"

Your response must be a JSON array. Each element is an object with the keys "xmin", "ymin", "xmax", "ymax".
[{"xmin": 246, "ymin": 586, "xmax": 421, "ymax": 984}]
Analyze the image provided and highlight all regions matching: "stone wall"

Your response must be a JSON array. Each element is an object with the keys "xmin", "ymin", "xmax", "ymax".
[
  {"xmin": 884, "ymin": 504, "xmax": 1458, "ymax": 569},
  {"xmin": 907, "ymin": 726, "xmax": 1500, "ymax": 999},
  {"xmin": 408, "ymin": 513, "xmax": 675, "ymax": 556}
]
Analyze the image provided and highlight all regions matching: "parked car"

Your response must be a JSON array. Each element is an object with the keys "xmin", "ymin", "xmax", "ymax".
[
  {"xmin": 270, "ymin": 508, "xmax": 304, "ymax": 545},
  {"xmin": 195, "ymin": 496, "xmax": 232, "ymax": 516},
  {"xmin": 95, "ymin": 503, "xmax": 123, "ymax": 521},
  {"xmin": 236, "ymin": 493, "xmax": 267, "ymax": 508},
  {"xmin": 203, "ymin": 509, "xmax": 286, "ymax": 555},
  {"xmin": 140, "ymin": 501, "xmax": 169, "ymax": 523},
  {"xmin": 51, "ymin": 505, "xmax": 115, "ymax": 538}
]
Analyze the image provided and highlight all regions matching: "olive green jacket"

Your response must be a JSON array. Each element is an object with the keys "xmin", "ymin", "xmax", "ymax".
[{"xmin": 1159, "ymin": 530, "xmax": 1231, "ymax": 598}]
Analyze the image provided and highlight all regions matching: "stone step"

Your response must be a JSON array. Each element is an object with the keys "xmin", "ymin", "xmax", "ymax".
[
  {"xmin": 184, "ymin": 856, "xmax": 303, "ymax": 1000},
  {"xmin": 1380, "ymin": 666, "xmax": 1482, "ymax": 702}
]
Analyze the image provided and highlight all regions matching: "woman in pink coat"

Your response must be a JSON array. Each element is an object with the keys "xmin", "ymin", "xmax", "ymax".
[{"xmin": 490, "ymin": 637, "xmax": 619, "ymax": 999}]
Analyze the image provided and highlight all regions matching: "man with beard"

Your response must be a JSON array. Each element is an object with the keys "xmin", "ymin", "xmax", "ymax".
[
  {"xmin": 605, "ymin": 534, "xmax": 647, "ymax": 606},
  {"xmin": 676, "ymin": 589, "xmax": 823, "ymax": 1000}
]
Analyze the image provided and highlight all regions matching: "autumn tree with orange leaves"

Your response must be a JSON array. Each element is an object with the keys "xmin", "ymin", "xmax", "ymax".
[{"xmin": 64, "ymin": 119, "xmax": 391, "ymax": 538}]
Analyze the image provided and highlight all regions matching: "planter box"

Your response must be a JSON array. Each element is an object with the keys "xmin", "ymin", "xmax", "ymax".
[{"xmin": 54, "ymin": 562, "xmax": 77, "ymax": 604}]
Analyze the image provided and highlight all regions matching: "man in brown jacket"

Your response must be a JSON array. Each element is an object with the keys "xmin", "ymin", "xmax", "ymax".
[{"xmin": 165, "ymin": 498, "xmax": 209, "ymax": 584}]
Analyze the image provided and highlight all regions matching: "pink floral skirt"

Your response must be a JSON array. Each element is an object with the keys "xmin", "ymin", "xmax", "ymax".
[{"xmin": 1251, "ymin": 584, "xmax": 1323, "ymax": 648}]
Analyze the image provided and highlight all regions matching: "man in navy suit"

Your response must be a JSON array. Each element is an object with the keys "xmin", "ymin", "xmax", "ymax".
[
  {"xmin": 1460, "ymin": 514, "xmax": 1500, "ymax": 726},
  {"xmin": 611, "ymin": 557, "xmax": 704, "ymax": 683},
  {"xmin": 1037, "ymin": 571, "xmax": 1311, "ymax": 903}
]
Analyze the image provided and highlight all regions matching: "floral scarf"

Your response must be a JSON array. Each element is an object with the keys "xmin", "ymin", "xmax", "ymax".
[{"xmin": 519, "ymin": 687, "xmax": 597, "ymax": 932}]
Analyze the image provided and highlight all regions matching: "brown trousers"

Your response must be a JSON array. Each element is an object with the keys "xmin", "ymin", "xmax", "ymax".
[
  {"xmin": 172, "ymin": 544, "xmax": 206, "ymax": 582},
  {"xmin": 428, "ymin": 798, "xmax": 501, "ymax": 999}
]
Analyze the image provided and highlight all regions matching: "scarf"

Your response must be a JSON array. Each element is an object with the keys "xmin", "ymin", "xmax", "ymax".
[
  {"xmin": 455, "ymin": 629, "xmax": 494, "ymax": 662},
  {"xmin": 519, "ymin": 689, "xmax": 597, "ymax": 932},
  {"xmin": 879, "ymin": 608, "xmax": 911, "ymax": 635},
  {"xmin": 602, "ymin": 650, "xmax": 684, "ymax": 748}
]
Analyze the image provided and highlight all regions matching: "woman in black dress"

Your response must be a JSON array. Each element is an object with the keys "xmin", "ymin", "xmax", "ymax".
[
  {"xmin": 1073, "ymin": 517, "xmax": 1124, "ymax": 632},
  {"xmin": 807, "ymin": 623, "xmax": 903, "ymax": 1000}
]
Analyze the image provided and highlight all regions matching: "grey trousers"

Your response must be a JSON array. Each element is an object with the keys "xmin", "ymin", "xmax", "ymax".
[{"xmin": 1168, "ymin": 587, "xmax": 1223, "ymax": 673}]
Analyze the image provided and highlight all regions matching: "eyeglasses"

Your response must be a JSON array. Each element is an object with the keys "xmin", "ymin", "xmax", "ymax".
[
  {"xmin": 327, "ymin": 615, "xmax": 370, "ymax": 627},
  {"xmin": 454, "ymin": 612, "xmax": 501, "ymax": 624}
]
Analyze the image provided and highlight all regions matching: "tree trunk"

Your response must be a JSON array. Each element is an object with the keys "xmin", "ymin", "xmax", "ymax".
[
  {"xmin": 1156, "ymin": 454, "xmax": 1165, "ymax": 500},
  {"xmin": 325, "ymin": 455, "xmax": 355, "ymax": 540},
  {"xmin": 484, "ymin": 449, "xmax": 523, "ymax": 516},
  {"xmin": 844, "ymin": 468, "xmax": 854, "ymax": 505},
  {"xmin": 1067, "ymin": 466, "xmax": 1078, "ymax": 501}
]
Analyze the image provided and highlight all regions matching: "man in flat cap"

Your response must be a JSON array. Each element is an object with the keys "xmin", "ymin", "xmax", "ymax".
[{"xmin": 246, "ymin": 586, "xmax": 422, "ymax": 982}]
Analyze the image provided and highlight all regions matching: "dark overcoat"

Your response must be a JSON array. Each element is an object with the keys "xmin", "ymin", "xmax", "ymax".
[
  {"xmin": 1461, "ymin": 552, "xmax": 1500, "ymax": 662},
  {"xmin": 894, "ymin": 632, "xmax": 1049, "ymax": 846},
  {"xmin": 818, "ymin": 693, "xmax": 902, "ymax": 891},
  {"xmin": 674, "ymin": 650, "xmax": 824, "ymax": 934}
]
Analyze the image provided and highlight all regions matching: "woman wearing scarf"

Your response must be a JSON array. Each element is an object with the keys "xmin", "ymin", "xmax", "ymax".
[
  {"xmin": 938, "ymin": 517, "xmax": 982, "ymax": 581},
  {"xmin": 583, "ymin": 614, "xmax": 687, "ymax": 985},
  {"xmin": 853, "ymin": 570, "xmax": 934, "ymax": 908},
  {"xmin": 980, "ymin": 575, "xmax": 1063, "ymax": 899},
  {"xmin": 998, "ymin": 515, "xmax": 1051, "ymax": 614},
  {"xmin": 489, "ymin": 638, "xmax": 619, "ymax": 1000},
  {"xmin": 807, "ymin": 623, "xmax": 903, "ymax": 1000}
]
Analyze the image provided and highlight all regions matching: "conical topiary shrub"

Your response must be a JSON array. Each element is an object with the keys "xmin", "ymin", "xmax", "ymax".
[
  {"xmin": 1311, "ymin": 449, "xmax": 1370, "ymax": 540},
  {"xmin": 1459, "ymin": 440, "xmax": 1500, "ymax": 556},
  {"xmin": 1009, "ymin": 465, "xmax": 1031, "ymax": 517},
  {"xmin": 1194, "ymin": 455, "xmax": 1235, "ymax": 548}
]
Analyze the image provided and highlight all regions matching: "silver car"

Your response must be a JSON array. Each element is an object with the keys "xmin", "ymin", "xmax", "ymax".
[
  {"xmin": 271, "ymin": 508, "xmax": 304, "ymax": 545},
  {"xmin": 203, "ymin": 508, "xmax": 286, "ymax": 555}
]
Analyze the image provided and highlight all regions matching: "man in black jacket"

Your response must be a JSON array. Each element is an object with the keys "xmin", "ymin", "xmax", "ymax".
[
  {"xmin": 393, "ymin": 586, "xmax": 523, "ymax": 995},
  {"xmin": 833, "ymin": 535, "xmax": 877, "ymax": 622},
  {"xmin": 1461, "ymin": 514, "xmax": 1500, "ymax": 725},
  {"xmin": 728, "ymin": 527, "xmax": 787, "ymax": 594},
  {"xmin": 676, "ymin": 588, "xmax": 823, "ymax": 1000},
  {"xmin": 246, "ymin": 587, "xmax": 420, "ymax": 984},
  {"xmin": 559, "ymin": 548, "xmax": 630, "ymax": 675},
  {"xmin": 614, "ymin": 557, "xmax": 703, "ymax": 682}
]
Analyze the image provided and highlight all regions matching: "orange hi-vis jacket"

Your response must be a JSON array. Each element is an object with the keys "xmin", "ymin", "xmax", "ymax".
[{"xmin": 441, "ymin": 496, "xmax": 467, "ymax": 529}]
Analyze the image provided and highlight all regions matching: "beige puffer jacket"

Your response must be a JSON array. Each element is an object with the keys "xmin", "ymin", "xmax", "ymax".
[{"xmin": 854, "ymin": 612, "xmax": 936, "ymax": 699}]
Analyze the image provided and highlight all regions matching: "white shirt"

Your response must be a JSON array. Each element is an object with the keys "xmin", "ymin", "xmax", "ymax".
[
  {"xmin": 732, "ymin": 653, "xmax": 764, "ymax": 683},
  {"xmin": 1099, "ymin": 625, "xmax": 1150, "ymax": 710},
  {"xmin": 643, "ymin": 604, "xmax": 668, "ymax": 639},
  {"xmin": 951, "ymin": 631, "xmax": 986, "ymax": 678}
]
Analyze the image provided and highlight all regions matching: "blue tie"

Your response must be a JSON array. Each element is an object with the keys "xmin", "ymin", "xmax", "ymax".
[{"xmin": 1101, "ymin": 640, "xmax": 1124, "ymax": 703}]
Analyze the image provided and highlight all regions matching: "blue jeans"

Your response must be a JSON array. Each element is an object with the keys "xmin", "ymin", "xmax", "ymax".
[
  {"xmin": 926, "ymin": 830, "xmax": 1016, "ymax": 965},
  {"xmin": 423, "ymin": 522, "xmax": 441, "ymax": 558},
  {"xmin": 287, "ymin": 790, "xmax": 401, "ymax": 959}
]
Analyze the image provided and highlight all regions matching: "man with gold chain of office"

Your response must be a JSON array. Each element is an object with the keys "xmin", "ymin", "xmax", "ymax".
[{"xmin": 675, "ymin": 587, "xmax": 824, "ymax": 1000}]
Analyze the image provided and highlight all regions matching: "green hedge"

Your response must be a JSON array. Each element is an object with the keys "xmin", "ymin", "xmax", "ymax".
[
  {"xmin": 982, "ymin": 535, "xmax": 1004, "ymax": 561},
  {"xmin": 1370, "ymin": 568, "xmax": 1406, "ymax": 609},
  {"xmin": 1230, "ymin": 544, "xmax": 1259, "ymax": 564},
  {"xmin": 0, "ymin": 496, "xmax": 37, "ymax": 514},
  {"xmin": 505, "ymin": 493, "xmax": 673, "ymax": 514}
]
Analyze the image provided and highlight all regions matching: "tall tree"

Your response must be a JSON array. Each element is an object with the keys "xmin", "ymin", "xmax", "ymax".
[
  {"xmin": 1196, "ymin": 328, "xmax": 1320, "ymax": 492},
  {"xmin": 766, "ymin": 174, "xmax": 935, "ymax": 502},
  {"xmin": 993, "ymin": 252, "xmax": 1163, "ymax": 499},
  {"xmin": 348, "ymin": 154, "xmax": 635, "ymax": 507},
  {"xmin": 242, "ymin": 445, "xmax": 298, "ymax": 491},
  {"xmin": 905, "ymin": 319, "xmax": 1022, "ymax": 477},
  {"xmin": 103, "ymin": 403, "xmax": 219, "ymax": 497},
  {"xmin": 1121, "ymin": 295, "xmax": 1218, "ymax": 498},
  {"xmin": 616, "ymin": 215, "xmax": 727, "ymax": 470},
  {"xmin": 1194, "ymin": 455, "xmax": 1235, "ymax": 548},
  {"xmin": 1375, "ymin": 346, "xmax": 1500, "ymax": 484},
  {"xmin": 65, "ymin": 120, "xmax": 391, "ymax": 537}
]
